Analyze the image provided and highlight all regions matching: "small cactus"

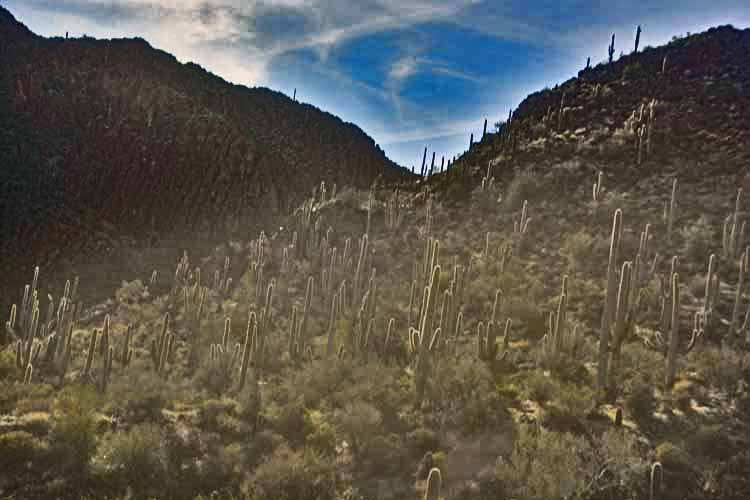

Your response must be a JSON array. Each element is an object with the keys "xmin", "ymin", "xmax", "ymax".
[{"xmin": 424, "ymin": 467, "xmax": 442, "ymax": 500}]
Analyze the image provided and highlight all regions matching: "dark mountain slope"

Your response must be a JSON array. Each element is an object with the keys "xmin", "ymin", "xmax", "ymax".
[{"xmin": 0, "ymin": 5, "xmax": 409, "ymax": 304}]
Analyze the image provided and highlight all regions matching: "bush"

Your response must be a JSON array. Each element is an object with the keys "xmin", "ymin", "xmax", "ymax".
[
  {"xmin": 100, "ymin": 424, "xmax": 167, "ymax": 496},
  {"xmin": 626, "ymin": 377, "xmax": 657, "ymax": 423},
  {"xmin": 336, "ymin": 401, "xmax": 382, "ymax": 457},
  {"xmin": 562, "ymin": 230, "xmax": 609, "ymax": 275},
  {"xmin": 681, "ymin": 215, "xmax": 715, "ymax": 264},
  {"xmin": 525, "ymin": 371, "xmax": 559, "ymax": 405},
  {"xmin": 0, "ymin": 431, "xmax": 44, "ymax": 474},
  {"xmin": 622, "ymin": 62, "xmax": 647, "ymax": 80},
  {"xmin": 655, "ymin": 442, "xmax": 693, "ymax": 473},
  {"xmin": 107, "ymin": 370, "xmax": 167, "ymax": 423},
  {"xmin": 687, "ymin": 425, "xmax": 734, "ymax": 461},
  {"xmin": 242, "ymin": 445, "xmax": 338, "ymax": 500},
  {"xmin": 0, "ymin": 381, "xmax": 55, "ymax": 414},
  {"xmin": 503, "ymin": 171, "xmax": 544, "ymax": 211},
  {"xmin": 48, "ymin": 385, "xmax": 99, "ymax": 479},
  {"xmin": 488, "ymin": 424, "xmax": 597, "ymax": 499}
]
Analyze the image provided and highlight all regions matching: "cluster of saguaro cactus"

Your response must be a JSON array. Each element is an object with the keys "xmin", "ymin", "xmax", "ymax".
[
  {"xmin": 625, "ymin": 99, "xmax": 657, "ymax": 165},
  {"xmin": 385, "ymin": 188, "xmax": 404, "ymax": 230},
  {"xmin": 288, "ymin": 277, "xmax": 314, "ymax": 363},
  {"xmin": 8, "ymin": 267, "xmax": 82, "ymax": 385},
  {"xmin": 413, "ymin": 264, "xmax": 440, "ymax": 406},
  {"xmin": 539, "ymin": 276, "xmax": 580, "ymax": 363},
  {"xmin": 722, "ymin": 188, "xmax": 745, "ymax": 260},
  {"xmin": 599, "ymin": 213, "xmax": 658, "ymax": 397}
]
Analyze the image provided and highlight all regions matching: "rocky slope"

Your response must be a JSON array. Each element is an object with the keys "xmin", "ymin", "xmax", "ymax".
[
  {"xmin": 0, "ymin": 6, "xmax": 410, "ymax": 308},
  {"xmin": 447, "ymin": 24, "xmax": 750, "ymax": 193}
]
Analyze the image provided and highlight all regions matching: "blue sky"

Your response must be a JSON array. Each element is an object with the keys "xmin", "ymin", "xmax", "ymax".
[{"xmin": 3, "ymin": 1, "xmax": 748, "ymax": 169}]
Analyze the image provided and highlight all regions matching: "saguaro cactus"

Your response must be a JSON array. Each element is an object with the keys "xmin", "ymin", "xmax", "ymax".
[
  {"xmin": 599, "ymin": 209, "xmax": 623, "ymax": 395},
  {"xmin": 634, "ymin": 25, "xmax": 642, "ymax": 53},
  {"xmin": 665, "ymin": 272, "xmax": 680, "ymax": 388},
  {"xmin": 424, "ymin": 467, "xmax": 442, "ymax": 500}
]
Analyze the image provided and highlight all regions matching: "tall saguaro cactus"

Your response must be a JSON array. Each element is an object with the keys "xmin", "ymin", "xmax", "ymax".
[
  {"xmin": 599, "ymin": 209, "xmax": 623, "ymax": 396},
  {"xmin": 665, "ymin": 272, "xmax": 680, "ymax": 388}
]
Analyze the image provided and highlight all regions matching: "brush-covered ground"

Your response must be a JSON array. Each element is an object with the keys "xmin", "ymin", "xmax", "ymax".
[{"xmin": 2, "ymin": 161, "xmax": 750, "ymax": 500}]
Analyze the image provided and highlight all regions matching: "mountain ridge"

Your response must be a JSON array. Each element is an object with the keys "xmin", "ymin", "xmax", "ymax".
[{"xmin": 0, "ymin": 5, "xmax": 411, "ymax": 306}]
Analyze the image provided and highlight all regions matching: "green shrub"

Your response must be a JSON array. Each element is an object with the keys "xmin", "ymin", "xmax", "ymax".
[
  {"xmin": 304, "ymin": 408, "xmax": 337, "ymax": 455},
  {"xmin": 48, "ymin": 385, "xmax": 99, "ymax": 479},
  {"xmin": 336, "ymin": 401, "xmax": 382, "ymax": 457},
  {"xmin": 106, "ymin": 371, "xmax": 167, "ymax": 423},
  {"xmin": 655, "ymin": 442, "xmax": 693, "ymax": 473},
  {"xmin": 488, "ymin": 424, "xmax": 597, "ymax": 499},
  {"xmin": 100, "ymin": 424, "xmax": 167, "ymax": 496},
  {"xmin": 0, "ymin": 348, "xmax": 22, "ymax": 381},
  {"xmin": 681, "ymin": 215, "xmax": 715, "ymax": 264},
  {"xmin": 0, "ymin": 430, "xmax": 44, "ymax": 474},
  {"xmin": 242, "ymin": 445, "xmax": 338, "ymax": 500},
  {"xmin": 622, "ymin": 62, "xmax": 647, "ymax": 80},
  {"xmin": 625, "ymin": 376, "xmax": 657, "ymax": 423},
  {"xmin": 503, "ymin": 171, "xmax": 544, "ymax": 211},
  {"xmin": 686, "ymin": 425, "xmax": 734, "ymax": 461},
  {"xmin": 525, "ymin": 371, "xmax": 559, "ymax": 405}
]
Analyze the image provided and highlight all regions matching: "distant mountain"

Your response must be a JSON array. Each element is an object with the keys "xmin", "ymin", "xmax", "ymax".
[
  {"xmin": 0, "ymin": 5, "xmax": 411, "ymax": 295},
  {"xmin": 444, "ymin": 24, "xmax": 750, "ymax": 194}
]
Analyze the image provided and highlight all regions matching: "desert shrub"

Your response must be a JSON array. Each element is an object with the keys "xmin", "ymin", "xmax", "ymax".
[
  {"xmin": 525, "ymin": 371, "xmax": 559, "ymax": 404},
  {"xmin": 264, "ymin": 394, "xmax": 310, "ymax": 446},
  {"xmin": 0, "ymin": 430, "xmax": 44, "ymax": 474},
  {"xmin": 193, "ymin": 360, "xmax": 234, "ymax": 396},
  {"xmin": 503, "ymin": 171, "xmax": 545, "ymax": 211},
  {"xmin": 20, "ymin": 411, "xmax": 52, "ymax": 436},
  {"xmin": 488, "ymin": 424, "xmax": 598, "ymax": 499},
  {"xmin": 681, "ymin": 215, "xmax": 715, "ymax": 264},
  {"xmin": 114, "ymin": 279, "xmax": 150, "ymax": 305},
  {"xmin": 359, "ymin": 433, "xmax": 409, "ymax": 477},
  {"xmin": 686, "ymin": 424, "xmax": 735, "ymax": 461},
  {"xmin": 198, "ymin": 398, "xmax": 240, "ymax": 432},
  {"xmin": 48, "ymin": 385, "xmax": 99, "ymax": 479},
  {"xmin": 625, "ymin": 376, "xmax": 658, "ymax": 423},
  {"xmin": 406, "ymin": 427, "xmax": 441, "ymax": 458},
  {"xmin": 597, "ymin": 428, "xmax": 646, "ymax": 466},
  {"xmin": 687, "ymin": 345, "xmax": 748, "ymax": 392},
  {"xmin": 100, "ymin": 424, "xmax": 167, "ymax": 496},
  {"xmin": 0, "ymin": 381, "xmax": 55, "ymax": 414},
  {"xmin": 336, "ymin": 400, "xmax": 383, "ymax": 458},
  {"xmin": 304, "ymin": 408, "xmax": 337, "ymax": 455},
  {"xmin": 562, "ymin": 230, "xmax": 608, "ymax": 275},
  {"xmin": 655, "ymin": 442, "xmax": 694, "ymax": 474},
  {"xmin": 0, "ymin": 347, "xmax": 21, "ymax": 380},
  {"xmin": 430, "ymin": 356, "xmax": 511, "ymax": 434},
  {"xmin": 242, "ymin": 445, "xmax": 338, "ymax": 500},
  {"xmin": 622, "ymin": 62, "xmax": 647, "ymax": 80},
  {"xmin": 198, "ymin": 440, "xmax": 244, "ymax": 497},
  {"xmin": 107, "ymin": 370, "xmax": 167, "ymax": 423}
]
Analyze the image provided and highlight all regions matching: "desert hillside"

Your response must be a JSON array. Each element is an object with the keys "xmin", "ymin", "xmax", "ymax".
[
  {"xmin": 2, "ymin": 17, "xmax": 750, "ymax": 500},
  {"xmin": 0, "ymin": 5, "xmax": 411, "ymax": 314}
]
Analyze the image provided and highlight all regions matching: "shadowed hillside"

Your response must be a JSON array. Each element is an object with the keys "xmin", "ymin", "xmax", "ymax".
[{"xmin": 0, "ymin": 5, "xmax": 411, "ymax": 311}]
